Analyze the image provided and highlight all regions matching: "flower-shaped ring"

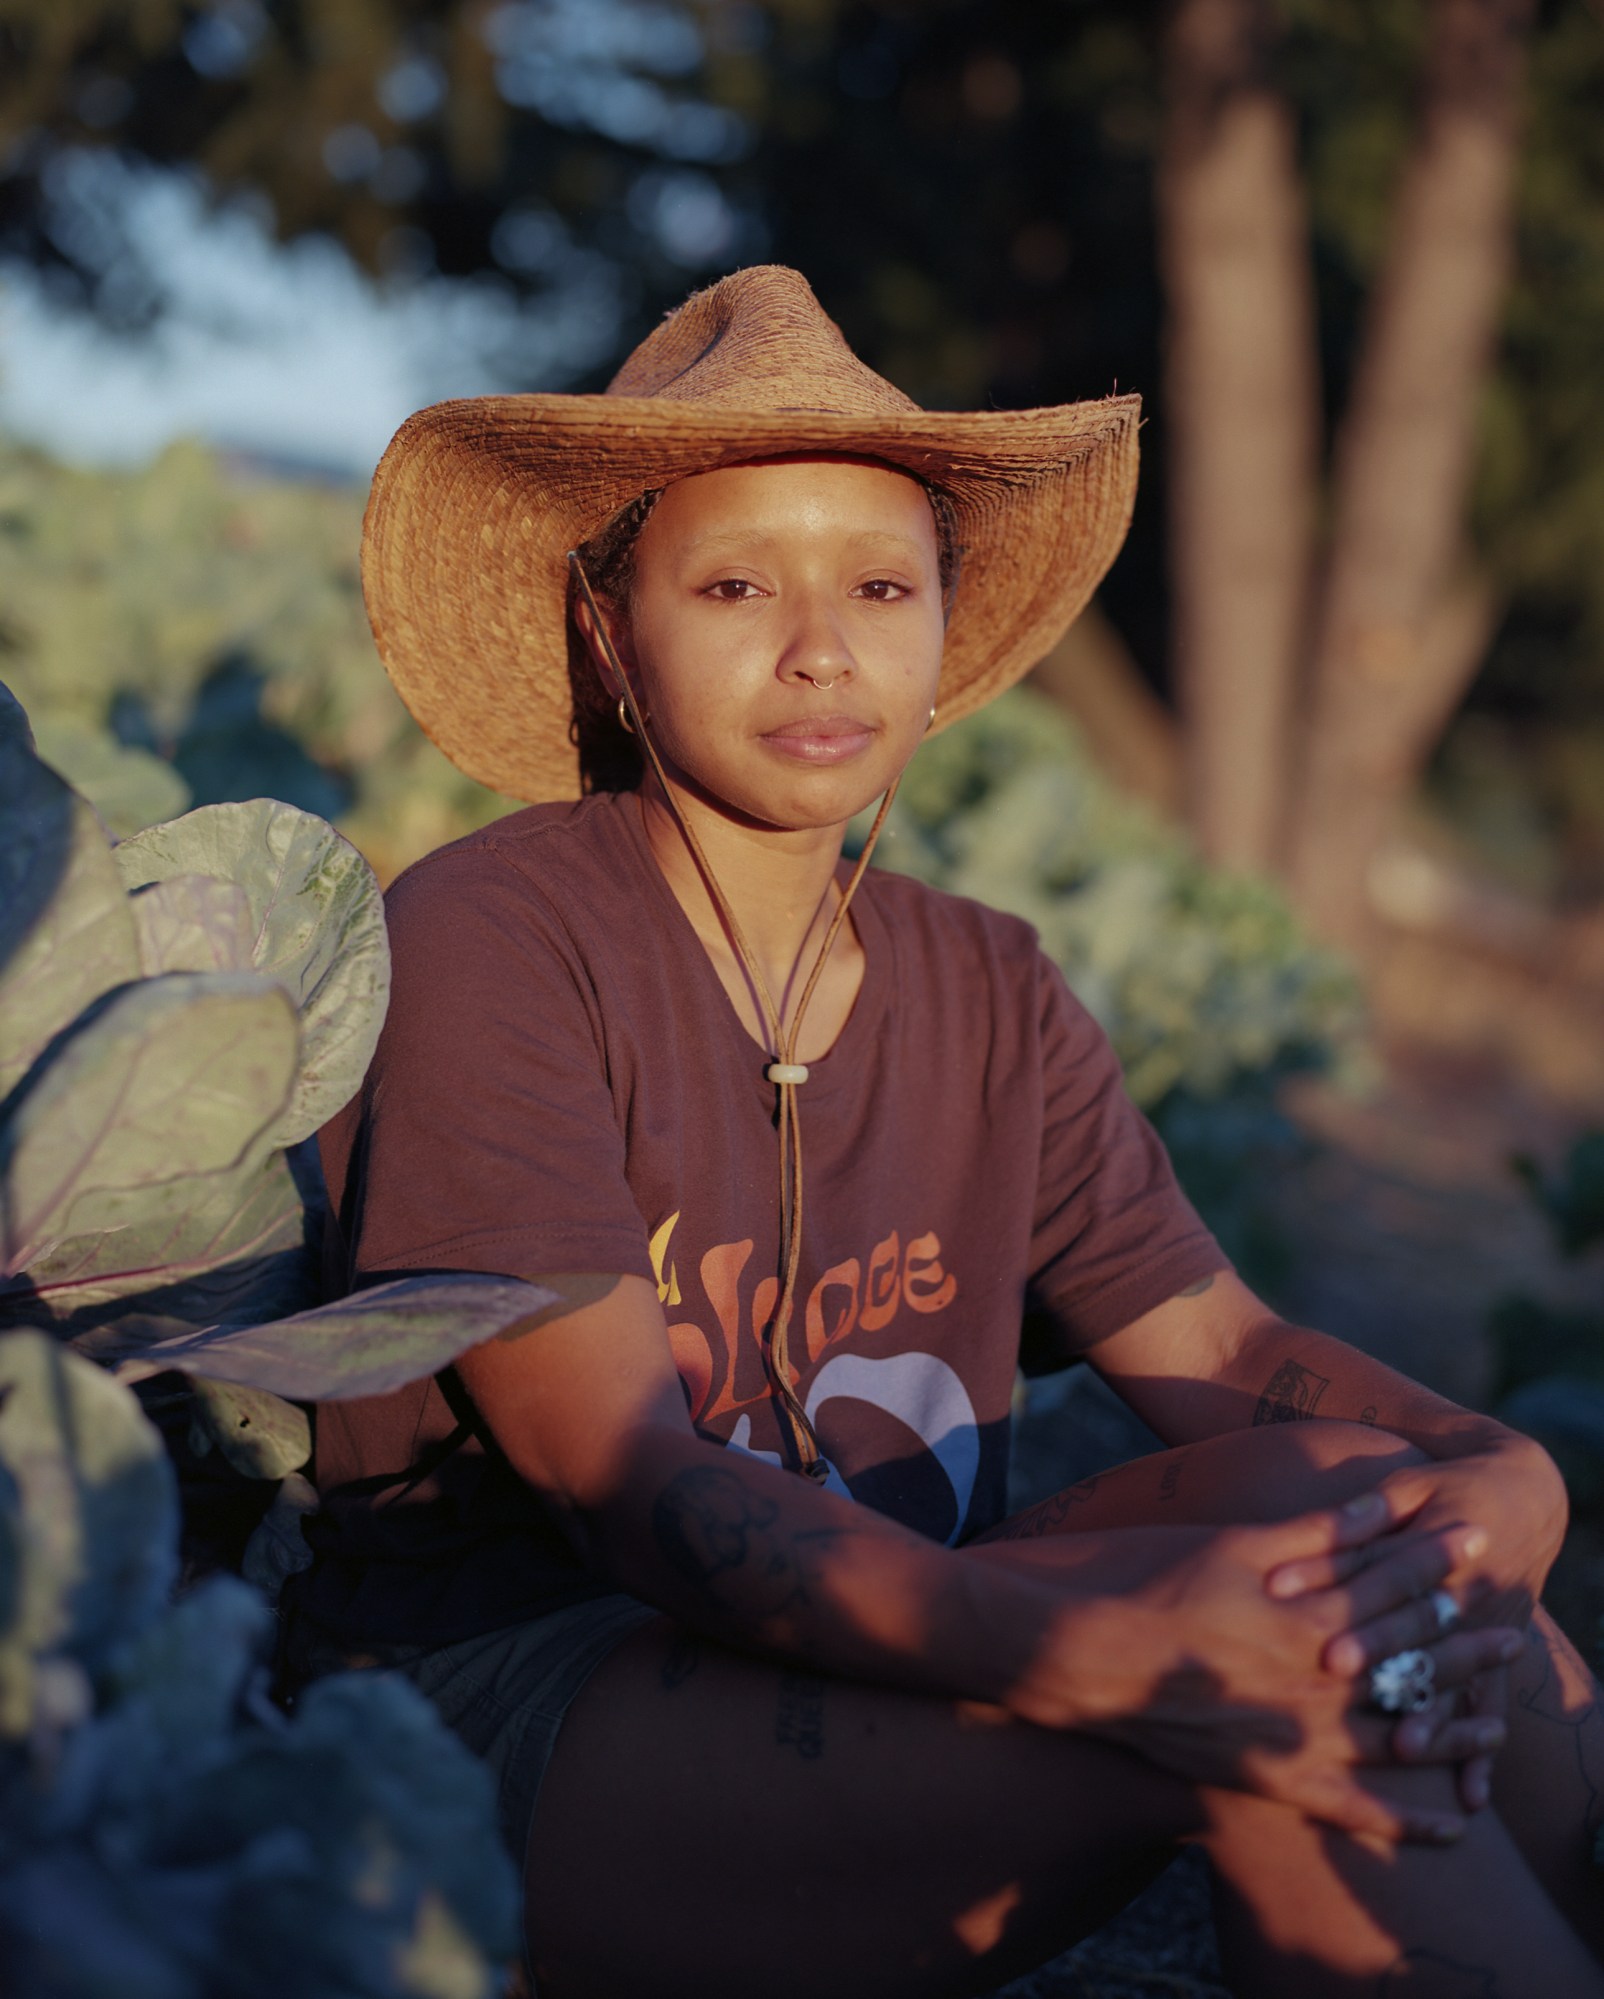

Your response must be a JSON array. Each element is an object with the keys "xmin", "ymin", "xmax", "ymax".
[{"xmin": 1369, "ymin": 1647, "xmax": 1437, "ymax": 1715}]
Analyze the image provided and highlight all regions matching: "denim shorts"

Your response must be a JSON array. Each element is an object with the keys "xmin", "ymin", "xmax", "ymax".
[{"xmin": 395, "ymin": 1592, "xmax": 662, "ymax": 1882}]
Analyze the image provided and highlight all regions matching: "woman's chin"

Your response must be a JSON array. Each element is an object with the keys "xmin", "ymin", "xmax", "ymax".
[{"xmin": 665, "ymin": 748, "xmax": 910, "ymax": 835}]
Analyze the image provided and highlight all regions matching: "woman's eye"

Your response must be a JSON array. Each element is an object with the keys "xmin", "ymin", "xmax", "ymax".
[
  {"xmin": 856, "ymin": 578, "xmax": 909, "ymax": 602},
  {"xmin": 706, "ymin": 578, "xmax": 760, "ymax": 601}
]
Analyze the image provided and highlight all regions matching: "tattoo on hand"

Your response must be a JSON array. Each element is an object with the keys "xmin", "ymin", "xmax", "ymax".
[
  {"xmin": 1360, "ymin": 1405, "xmax": 1378, "ymax": 1426},
  {"xmin": 775, "ymin": 1669, "xmax": 826, "ymax": 1760},
  {"xmin": 1252, "ymin": 1358, "xmax": 1331, "ymax": 1427},
  {"xmin": 1377, "ymin": 1949, "xmax": 1499, "ymax": 1995},
  {"xmin": 651, "ymin": 1464, "xmax": 845, "ymax": 1621},
  {"xmin": 1157, "ymin": 1454, "xmax": 1185, "ymax": 1504},
  {"xmin": 993, "ymin": 1476, "xmax": 1102, "ymax": 1541},
  {"xmin": 660, "ymin": 1630, "xmax": 702, "ymax": 1691}
]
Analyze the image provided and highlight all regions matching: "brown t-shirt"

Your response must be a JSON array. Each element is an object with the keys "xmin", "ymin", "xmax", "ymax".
[{"xmin": 296, "ymin": 790, "xmax": 1224, "ymax": 1646}]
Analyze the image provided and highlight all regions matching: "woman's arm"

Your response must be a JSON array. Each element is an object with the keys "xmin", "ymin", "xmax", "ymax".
[
  {"xmin": 1086, "ymin": 1269, "xmax": 1515, "ymax": 1458},
  {"xmin": 451, "ymin": 1273, "xmax": 1515, "ymax": 1842},
  {"xmin": 1087, "ymin": 1270, "xmax": 1568, "ymax": 1649}
]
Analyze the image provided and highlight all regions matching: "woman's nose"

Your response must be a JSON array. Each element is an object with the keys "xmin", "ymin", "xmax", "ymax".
[{"xmin": 776, "ymin": 592, "xmax": 855, "ymax": 688}]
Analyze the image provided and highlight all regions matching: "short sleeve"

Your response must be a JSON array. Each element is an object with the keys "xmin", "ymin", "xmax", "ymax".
[
  {"xmin": 1024, "ymin": 957, "xmax": 1226, "ymax": 1363},
  {"xmin": 319, "ymin": 847, "xmax": 655, "ymax": 1287}
]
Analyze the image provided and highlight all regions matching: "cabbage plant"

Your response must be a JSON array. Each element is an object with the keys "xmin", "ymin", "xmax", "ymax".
[{"xmin": 0, "ymin": 678, "xmax": 547, "ymax": 1995}]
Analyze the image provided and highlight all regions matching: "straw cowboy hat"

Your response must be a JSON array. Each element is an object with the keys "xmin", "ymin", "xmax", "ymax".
[{"xmin": 361, "ymin": 264, "xmax": 1140, "ymax": 803}]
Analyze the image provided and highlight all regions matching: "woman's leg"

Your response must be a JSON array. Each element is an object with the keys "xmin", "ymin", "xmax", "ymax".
[
  {"xmin": 977, "ymin": 1415, "xmax": 1604, "ymax": 1956},
  {"xmin": 526, "ymin": 1603, "xmax": 1600, "ymax": 1999},
  {"xmin": 524, "ymin": 1417, "xmax": 1600, "ymax": 1998}
]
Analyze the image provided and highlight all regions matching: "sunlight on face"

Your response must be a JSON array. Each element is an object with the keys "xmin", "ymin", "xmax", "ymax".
[{"xmin": 619, "ymin": 455, "xmax": 947, "ymax": 832}]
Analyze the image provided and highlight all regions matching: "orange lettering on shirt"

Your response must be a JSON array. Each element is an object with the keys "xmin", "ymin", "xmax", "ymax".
[
  {"xmin": 805, "ymin": 1258, "xmax": 861, "ymax": 1365},
  {"xmin": 666, "ymin": 1320, "xmax": 714, "ymax": 1423},
  {"xmin": 701, "ymin": 1239, "xmax": 770, "ymax": 1419},
  {"xmin": 903, "ymin": 1231, "xmax": 957, "ymax": 1314},
  {"xmin": 860, "ymin": 1230, "xmax": 902, "ymax": 1333}
]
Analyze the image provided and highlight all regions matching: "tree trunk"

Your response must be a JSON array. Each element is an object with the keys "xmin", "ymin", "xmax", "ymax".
[
  {"xmin": 1287, "ymin": 0, "xmax": 1535, "ymax": 952},
  {"xmin": 1028, "ymin": 599, "xmax": 1184, "ymax": 818},
  {"xmin": 1157, "ymin": 0, "xmax": 1318, "ymax": 875}
]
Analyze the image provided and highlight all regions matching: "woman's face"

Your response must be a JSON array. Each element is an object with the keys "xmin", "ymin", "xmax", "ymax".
[{"xmin": 598, "ymin": 455, "xmax": 947, "ymax": 832}]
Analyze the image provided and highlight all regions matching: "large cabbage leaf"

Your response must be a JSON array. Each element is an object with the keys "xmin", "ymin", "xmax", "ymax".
[
  {"xmin": 129, "ymin": 875, "xmax": 256, "ymax": 978},
  {"xmin": 114, "ymin": 802, "xmax": 390, "ymax": 1145},
  {"xmin": 4, "ymin": 1149, "xmax": 315, "ymax": 1353},
  {"xmin": 0, "ymin": 741, "xmax": 140, "ymax": 1098},
  {"xmin": 0, "ymin": 1332, "xmax": 176, "ymax": 1739},
  {"xmin": 113, "ymin": 1274, "xmax": 556, "ymax": 1402},
  {"xmin": 0, "ymin": 974, "xmax": 299, "ymax": 1277}
]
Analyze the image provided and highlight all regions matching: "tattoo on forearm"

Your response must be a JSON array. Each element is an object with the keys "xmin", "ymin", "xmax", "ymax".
[
  {"xmin": 660, "ymin": 1630, "xmax": 702, "ymax": 1691},
  {"xmin": 775, "ymin": 1669, "xmax": 826, "ymax": 1760},
  {"xmin": 1157, "ymin": 1453, "xmax": 1185, "ymax": 1503},
  {"xmin": 1178, "ymin": 1273, "xmax": 1217, "ymax": 1298},
  {"xmin": 992, "ymin": 1476, "xmax": 1103, "ymax": 1541},
  {"xmin": 651, "ymin": 1464, "xmax": 847, "ymax": 1621},
  {"xmin": 1377, "ymin": 1949, "xmax": 1499, "ymax": 1995},
  {"xmin": 1252, "ymin": 1358, "xmax": 1331, "ymax": 1426}
]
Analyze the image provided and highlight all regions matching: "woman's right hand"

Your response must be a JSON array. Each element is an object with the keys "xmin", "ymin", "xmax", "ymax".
[{"xmin": 1017, "ymin": 1503, "xmax": 1523, "ymax": 1844}]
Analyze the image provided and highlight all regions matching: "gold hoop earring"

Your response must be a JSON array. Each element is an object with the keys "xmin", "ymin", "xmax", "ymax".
[{"xmin": 617, "ymin": 695, "xmax": 637, "ymax": 737}]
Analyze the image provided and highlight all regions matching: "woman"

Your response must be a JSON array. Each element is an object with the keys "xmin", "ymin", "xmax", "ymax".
[{"xmin": 297, "ymin": 267, "xmax": 1604, "ymax": 1996}]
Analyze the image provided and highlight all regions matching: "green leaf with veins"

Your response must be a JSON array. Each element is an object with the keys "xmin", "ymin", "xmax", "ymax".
[
  {"xmin": 114, "ymin": 801, "xmax": 390, "ymax": 1145},
  {"xmin": 0, "ymin": 972, "xmax": 298, "ymax": 1277},
  {"xmin": 114, "ymin": 1274, "xmax": 556, "ymax": 1402},
  {"xmin": 3, "ymin": 1147, "xmax": 315, "ymax": 1352},
  {"xmin": 0, "ymin": 740, "xmax": 140, "ymax": 1098},
  {"xmin": 187, "ymin": 1377, "xmax": 311, "ymax": 1479},
  {"xmin": 129, "ymin": 874, "xmax": 256, "ymax": 976}
]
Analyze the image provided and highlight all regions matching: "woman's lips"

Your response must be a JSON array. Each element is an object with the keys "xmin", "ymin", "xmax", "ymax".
[{"xmin": 759, "ymin": 714, "xmax": 876, "ymax": 763}]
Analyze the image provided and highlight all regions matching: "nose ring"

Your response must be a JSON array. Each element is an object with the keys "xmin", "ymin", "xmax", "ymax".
[{"xmin": 799, "ymin": 673, "xmax": 838, "ymax": 690}]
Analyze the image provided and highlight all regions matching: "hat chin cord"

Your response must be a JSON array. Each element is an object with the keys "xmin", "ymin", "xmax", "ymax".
[{"xmin": 569, "ymin": 550, "xmax": 900, "ymax": 1480}]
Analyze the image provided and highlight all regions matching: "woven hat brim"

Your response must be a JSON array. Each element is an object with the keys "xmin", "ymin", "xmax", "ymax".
[{"xmin": 362, "ymin": 391, "xmax": 1141, "ymax": 803}]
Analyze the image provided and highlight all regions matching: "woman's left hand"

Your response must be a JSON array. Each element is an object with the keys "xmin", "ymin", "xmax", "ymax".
[
  {"xmin": 1264, "ymin": 1431, "xmax": 1567, "ymax": 1807},
  {"xmin": 1310, "ymin": 1434, "xmax": 1565, "ymax": 1665}
]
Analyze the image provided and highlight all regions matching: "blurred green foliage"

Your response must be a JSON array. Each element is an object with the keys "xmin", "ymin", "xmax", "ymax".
[{"xmin": 0, "ymin": 434, "xmax": 513, "ymax": 874}]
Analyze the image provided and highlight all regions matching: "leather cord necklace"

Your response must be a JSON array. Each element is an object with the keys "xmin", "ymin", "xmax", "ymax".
[{"xmin": 569, "ymin": 550, "xmax": 899, "ymax": 1477}]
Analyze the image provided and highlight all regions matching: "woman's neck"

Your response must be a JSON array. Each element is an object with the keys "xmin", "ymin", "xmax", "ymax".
[{"xmin": 635, "ymin": 778, "xmax": 852, "ymax": 1032}]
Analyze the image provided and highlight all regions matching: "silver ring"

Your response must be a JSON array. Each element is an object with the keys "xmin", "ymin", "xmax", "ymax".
[
  {"xmin": 1369, "ymin": 1648, "xmax": 1437, "ymax": 1715},
  {"xmin": 1429, "ymin": 1589, "xmax": 1459, "ymax": 1634}
]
